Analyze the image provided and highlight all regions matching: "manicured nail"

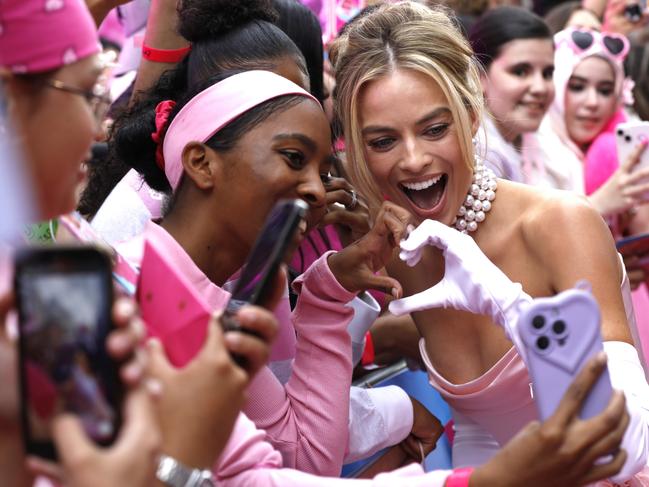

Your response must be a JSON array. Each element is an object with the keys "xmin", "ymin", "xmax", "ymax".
[{"xmin": 145, "ymin": 378, "xmax": 163, "ymax": 397}]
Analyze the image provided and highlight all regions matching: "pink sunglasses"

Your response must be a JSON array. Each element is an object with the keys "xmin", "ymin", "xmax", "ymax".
[{"xmin": 556, "ymin": 28, "xmax": 630, "ymax": 61}]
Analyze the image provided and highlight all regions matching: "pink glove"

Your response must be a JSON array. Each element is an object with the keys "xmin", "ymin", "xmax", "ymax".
[{"xmin": 388, "ymin": 220, "xmax": 532, "ymax": 356}]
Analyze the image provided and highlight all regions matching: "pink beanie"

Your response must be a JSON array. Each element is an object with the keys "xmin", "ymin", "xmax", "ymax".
[{"xmin": 0, "ymin": 0, "xmax": 100, "ymax": 74}]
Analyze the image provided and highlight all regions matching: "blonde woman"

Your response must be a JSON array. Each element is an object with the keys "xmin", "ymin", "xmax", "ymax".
[{"xmin": 331, "ymin": 2, "xmax": 649, "ymax": 484}]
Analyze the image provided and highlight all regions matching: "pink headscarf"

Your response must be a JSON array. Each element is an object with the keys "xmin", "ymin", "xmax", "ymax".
[
  {"xmin": 552, "ymin": 27, "xmax": 632, "ymax": 117},
  {"xmin": 158, "ymin": 70, "xmax": 319, "ymax": 191},
  {"xmin": 0, "ymin": 0, "xmax": 100, "ymax": 74}
]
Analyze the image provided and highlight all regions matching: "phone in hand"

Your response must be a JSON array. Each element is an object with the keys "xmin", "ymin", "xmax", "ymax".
[
  {"xmin": 615, "ymin": 121, "xmax": 649, "ymax": 173},
  {"xmin": 518, "ymin": 287, "xmax": 612, "ymax": 421},
  {"xmin": 221, "ymin": 199, "xmax": 309, "ymax": 332},
  {"xmin": 137, "ymin": 199, "xmax": 308, "ymax": 367},
  {"xmin": 14, "ymin": 246, "xmax": 122, "ymax": 460}
]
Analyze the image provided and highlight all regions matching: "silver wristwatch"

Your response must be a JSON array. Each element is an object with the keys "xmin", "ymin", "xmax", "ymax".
[{"xmin": 156, "ymin": 454, "xmax": 216, "ymax": 487}]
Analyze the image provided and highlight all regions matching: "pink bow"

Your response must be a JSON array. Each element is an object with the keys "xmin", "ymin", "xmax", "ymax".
[{"xmin": 151, "ymin": 100, "xmax": 176, "ymax": 170}]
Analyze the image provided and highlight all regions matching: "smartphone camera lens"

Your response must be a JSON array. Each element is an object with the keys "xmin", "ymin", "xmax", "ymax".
[
  {"xmin": 552, "ymin": 320, "xmax": 566, "ymax": 335},
  {"xmin": 626, "ymin": 135, "xmax": 632, "ymax": 142},
  {"xmin": 532, "ymin": 315, "xmax": 545, "ymax": 330},
  {"xmin": 536, "ymin": 336, "xmax": 550, "ymax": 351}
]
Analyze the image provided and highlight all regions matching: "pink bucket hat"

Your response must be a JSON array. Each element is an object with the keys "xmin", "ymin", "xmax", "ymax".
[{"xmin": 0, "ymin": 0, "xmax": 100, "ymax": 74}]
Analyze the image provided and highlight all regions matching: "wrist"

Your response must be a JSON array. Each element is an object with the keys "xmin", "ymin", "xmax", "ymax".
[
  {"xmin": 162, "ymin": 437, "xmax": 214, "ymax": 471},
  {"xmin": 326, "ymin": 251, "xmax": 357, "ymax": 293}
]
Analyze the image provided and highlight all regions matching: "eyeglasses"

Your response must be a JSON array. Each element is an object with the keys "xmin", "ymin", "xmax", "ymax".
[
  {"xmin": 45, "ymin": 78, "xmax": 112, "ymax": 126},
  {"xmin": 556, "ymin": 28, "xmax": 630, "ymax": 61}
]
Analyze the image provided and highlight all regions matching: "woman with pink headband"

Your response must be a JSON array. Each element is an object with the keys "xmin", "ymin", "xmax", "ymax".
[
  {"xmin": 103, "ymin": 0, "xmax": 443, "ymax": 475},
  {"xmin": 110, "ymin": 64, "xmax": 441, "ymax": 476}
]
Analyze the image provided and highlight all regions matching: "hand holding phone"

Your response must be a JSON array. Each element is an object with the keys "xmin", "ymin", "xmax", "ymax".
[
  {"xmin": 221, "ymin": 199, "xmax": 308, "ymax": 332},
  {"xmin": 138, "ymin": 199, "xmax": 306, "ymax": 368},
  {"xmin": 518, "ymin": 285, "xmax": 612, "ymax": 421},
  {"xmin": 14, "ymin": 247, "xmax": 122, "ymax": 460}
]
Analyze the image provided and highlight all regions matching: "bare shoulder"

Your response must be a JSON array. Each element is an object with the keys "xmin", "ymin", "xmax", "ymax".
[
  {"xmin": 497, "ymin": 180, "xmax": 615, "ymax": 263},
  {"xmin": 520, "ymin": 188, "xmax": 601, "ymax": 242}
]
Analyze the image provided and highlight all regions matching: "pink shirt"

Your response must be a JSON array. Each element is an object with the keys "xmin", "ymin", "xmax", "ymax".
[
  {"xmin": 215, "ymin": 412, "xmax": 453, "ymax": 486},
  {"xmin": 124, "ymin": 222, "xmax": 356, "ymax": 475}
]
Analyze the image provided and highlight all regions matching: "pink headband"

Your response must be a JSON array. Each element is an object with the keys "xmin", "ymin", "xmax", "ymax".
[
  {"xmin": 0, "ymin": 0, "xmax": 100, "ymax": 74},
  {"xmin": 159, "ymin": 70, "xmax": 319, "ymax": 191}
]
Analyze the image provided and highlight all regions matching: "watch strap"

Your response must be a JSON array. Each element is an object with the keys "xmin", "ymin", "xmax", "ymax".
[{"xmin": 156, "ymin": 454, "xmax": 215, "ymax": 487}]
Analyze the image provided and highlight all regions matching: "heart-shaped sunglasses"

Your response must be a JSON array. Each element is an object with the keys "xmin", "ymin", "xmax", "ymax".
[{"xmin": 556, "ymin": 28, "xmax": 630, "ymax": 61}]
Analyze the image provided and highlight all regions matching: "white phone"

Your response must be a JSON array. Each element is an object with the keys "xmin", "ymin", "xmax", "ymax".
[{"xmin": 615, "ymin": 121, "xmax": 649, "ymax": 172}]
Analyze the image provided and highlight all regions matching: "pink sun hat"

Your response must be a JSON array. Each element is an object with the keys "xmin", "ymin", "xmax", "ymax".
[{"xmin": 0, "ymin": 0, "xmax": 100, "ymax": 74}]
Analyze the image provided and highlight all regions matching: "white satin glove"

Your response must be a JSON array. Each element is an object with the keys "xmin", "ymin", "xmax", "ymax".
[{"xmin": 388, "ymin": 220, "xmax": 532, "ymax": 355}]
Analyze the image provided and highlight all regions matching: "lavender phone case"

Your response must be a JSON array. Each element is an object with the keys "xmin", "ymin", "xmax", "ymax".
[{"xmin": 518, "ymin": 288, "xmax": 612, "ymax": 421}]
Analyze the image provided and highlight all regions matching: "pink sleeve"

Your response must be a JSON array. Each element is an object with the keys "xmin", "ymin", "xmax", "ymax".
[
  {"xmin": 242, "ymin": 251, "xmax": 356, "ymax": 476},
  {"xmin": 216, "ymin": 414, "xmax": 453, "ymax": 487}
]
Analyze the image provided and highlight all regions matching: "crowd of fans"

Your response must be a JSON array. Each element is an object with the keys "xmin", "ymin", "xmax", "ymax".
[{"xmin": 2, "ymin": 0, "xmax": 649, "ymax": 485}]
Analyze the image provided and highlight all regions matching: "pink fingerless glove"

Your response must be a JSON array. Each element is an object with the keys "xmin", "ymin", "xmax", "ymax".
[{"xmin": 388, "ymin": 220, "xmax": 532, "ymax": 357}]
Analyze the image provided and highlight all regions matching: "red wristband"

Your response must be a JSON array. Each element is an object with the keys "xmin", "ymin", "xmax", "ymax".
[
  {"xmin": 361, "ymin": 331, "xmax": 375, "ymax": 366},
  {"xmin": 445, "ymin": 467, "xmax": 474, "ymax": 487},
  {"xmin": 142, "ymin": 44, "xmax": 191, "ymax": 63}
]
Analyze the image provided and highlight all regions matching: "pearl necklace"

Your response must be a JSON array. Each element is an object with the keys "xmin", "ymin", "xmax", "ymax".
[{"xmin": 453, "ymin": 162, "xmax": 497, "ymax": 234}]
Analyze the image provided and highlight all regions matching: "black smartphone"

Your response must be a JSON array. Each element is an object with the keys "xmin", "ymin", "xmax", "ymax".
[
  {"xmin": 14, "ymin": 246, "xmax": 122, "ymax": 460},
  {"xmin": 221, "ymin": 199, "xmax": 308, "ymax": 332}
]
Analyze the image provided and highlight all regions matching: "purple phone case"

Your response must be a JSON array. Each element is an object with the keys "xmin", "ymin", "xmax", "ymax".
[{"xmin": 518, "ymin": 288, "xmax": 612, "ymax": 421}]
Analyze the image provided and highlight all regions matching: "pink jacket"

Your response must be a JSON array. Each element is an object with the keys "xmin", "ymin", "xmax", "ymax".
[{"xmin": 123, "ymin": 222, "xmax": 355, "ymax": 475}]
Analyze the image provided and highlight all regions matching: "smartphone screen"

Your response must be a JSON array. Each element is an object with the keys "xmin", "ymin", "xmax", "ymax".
[
  {"xmin": 15, "ymin": 247, "xmax": 121, "ymax": 459},
  {"xmin": 226, "ymin": 199, "xmax": 308, "ymax": 315}
]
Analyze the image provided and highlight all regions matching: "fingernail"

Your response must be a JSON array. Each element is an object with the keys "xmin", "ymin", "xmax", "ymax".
[
  {"xmin": 115, "ymin": 298, "xmax": 136, "ymax": 318},
  {"xmin": 391, "ymin": 288, "xmax": 401, "ymax": 299},
  {"xmin": 236, "ymin": 307, "xmax": 255, "ymax": 323},
  {"xmin": 224, "ymin": 333, "xmax": 242, "ymax": 348},
  {"xmin": 640, "ymin": 135, "xmax": 649, "ymax": 145},
  {"xmin": 124, "ymin": 362, "xmax": 142, "ymax": 381},
  {"xmin": 596, "ymin": 351, "xmax": 607, "ymax": 363},
  {"xmin": 109, "ymin": 332, "xmax": 128, "ymax": 351},
  {"xmin": 145, "ymin": 378, "xmax": 163, "ymax": 397}
]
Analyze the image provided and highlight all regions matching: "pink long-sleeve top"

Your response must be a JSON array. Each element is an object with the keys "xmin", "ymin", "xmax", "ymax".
[
  {"xmin": 121, "ymin": 221, "xmax": 356, "ymax": 475},
  {"xmin": 215, "ymin": 412, "xmax": 453, "ymax": 486}
]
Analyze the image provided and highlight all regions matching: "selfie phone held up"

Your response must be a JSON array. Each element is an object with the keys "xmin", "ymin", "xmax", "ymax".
[
  {"xmin": 518, "ymin": 286, "xmax": 612, "ymax": 421},
  {"xmin": 616, "ymin": 121, "xmax": 649, "ymax": 173},
  {"xmin": 221, "ymin": 199, "xmax": 309, "ymax": 333},
  {"xmin": 14, "ymin": 246, "xmax": 122, "ymax": 460}
]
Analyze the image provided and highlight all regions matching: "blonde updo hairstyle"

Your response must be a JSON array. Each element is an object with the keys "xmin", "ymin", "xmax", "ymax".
[{"xmin": 331, "ymin": 1, "xmax": 484, "ymax": 216}]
